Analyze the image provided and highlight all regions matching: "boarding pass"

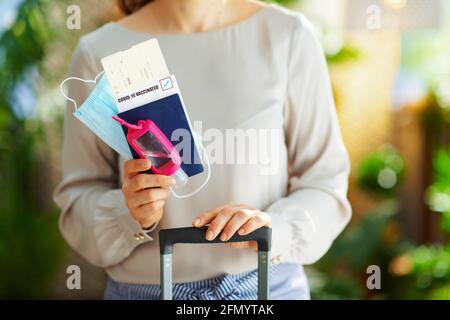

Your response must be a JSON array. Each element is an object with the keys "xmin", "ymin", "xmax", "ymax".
[{"xmin": 101, "ymin": 39, "xmax": 170, "ymax": 97}]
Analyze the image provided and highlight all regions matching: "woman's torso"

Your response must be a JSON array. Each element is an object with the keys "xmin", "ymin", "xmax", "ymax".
[{"xmin": 79, "ymin": 4, "xmax": 303, "ymax": 284}]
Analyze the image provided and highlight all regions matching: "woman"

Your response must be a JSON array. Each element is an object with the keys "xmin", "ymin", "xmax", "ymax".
[{"xmin": 54, "ymin": 0, "xmax": 351, "ymax": 300}]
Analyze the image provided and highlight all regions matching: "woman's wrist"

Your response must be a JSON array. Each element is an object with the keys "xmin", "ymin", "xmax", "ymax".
[{"xmin": 141, "ymin": 221, "xmax": 159, "ymax": 234}]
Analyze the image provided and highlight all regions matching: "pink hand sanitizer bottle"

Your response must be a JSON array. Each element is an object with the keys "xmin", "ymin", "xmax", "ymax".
[{"xmin": 113, "ymin": 116, "xmax": 188, "ymax": 186}]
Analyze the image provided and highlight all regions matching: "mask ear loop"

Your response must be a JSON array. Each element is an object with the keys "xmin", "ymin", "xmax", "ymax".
[
  {"xmin": 169, "ymin": 138, "xmax": 211, "ymax": 199},
  {"xmin": 59, "ymin": 71, "xmax": 105, "ymax": 111}
]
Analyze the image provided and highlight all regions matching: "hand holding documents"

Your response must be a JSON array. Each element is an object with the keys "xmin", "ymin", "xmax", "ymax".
[
  {"xmin": 100, "ymin": 39, "xmax": 204, "ymax": 178},
  {"xmin": 60, "ymin": 38, "xmax": 208, "ymax": 197}
]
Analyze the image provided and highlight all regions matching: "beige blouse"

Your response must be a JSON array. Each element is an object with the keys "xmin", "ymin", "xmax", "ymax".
[{"xmin": 54, "ymin": 4, "xmax": 351, "ymax": 284}]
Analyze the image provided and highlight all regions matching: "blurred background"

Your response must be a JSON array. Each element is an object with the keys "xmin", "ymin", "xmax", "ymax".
[{"xmin": 0, "ymin": 0, "xmax": 449, "ymax": 299}]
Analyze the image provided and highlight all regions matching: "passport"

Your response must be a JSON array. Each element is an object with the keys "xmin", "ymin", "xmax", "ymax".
[{"xmin": 117, "ymin": 93, "xmax": 204, "ymax": 177}]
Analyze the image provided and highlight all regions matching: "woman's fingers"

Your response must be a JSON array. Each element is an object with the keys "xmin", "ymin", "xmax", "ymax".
[
  {"xmin": 121, "ymin": 159, "xmax": 175, "ymax": 229},
  {"xmin": 129, "ymin": 188, "xmax": 170, "ymax": 210},
  {"xmin": 192, "ymin": 203, "xmax": 236, "ymax": 227},
  {"xmin": 124, "ymin": 159, "xmax": 151, "ymax": 180},
  {"xmin": 130, "ymin": 174, "xmax": 175, "ymax": 192},
  {"xmin": 193, "ymin": 203, "xmax": 272, "ymax": 243},
  {"xmin": 238, "ymin": 214, "xmax": 272, "ymax": 236},
  {"xmin": 123, "ymin": 159, "xmax": 176, "ymax": 189},
  {"xmin": 192, "ymin": 207, "xmax": 222, "ymax": 227},
  {"xmin": 220, "ymin": 209, "xmax": 256, "ymax": 241},
  {"xmin": 205, "ymin": 206, "xmax": 241, "ymax": 240},
  {"xmin": 204, "ymin": 204, "xmax": 248, "ymax": 241}
]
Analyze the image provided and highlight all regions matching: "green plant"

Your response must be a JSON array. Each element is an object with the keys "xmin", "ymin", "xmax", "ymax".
[
  {"xmin": 379, "ymin": 148, "xmax": 450, "ymax": 300},
  {"xmin": 326, "ymin": 44, "xmax": 361, "ymax": 65},
  {"xmin": 308, "ymin": 146, "xmax": 418, "ymax": 299},
  {"xmin": 407, "ymin": 244, "xmax": 450, "ymax": 299},
  {"xmin": 0, "ymin": 0, "xmax": 65, "ymax": 298},
  {"xmin": 264, "ymin": 0, "xmax": 302, "ymax": 6},
  {"xmin": 357, "ymin": 145, "xmax": 405, "ymax": 197},
  {"xmin": 426, "ymin": 148, "xmax": 450, "ymax": 232},
  {"xmin": 308, "ymin": 200, "xmax": 414, "ymax": 299},
  {"xmin": 398, "ymin": 148, "xmax": 450, "ymax": 300}
]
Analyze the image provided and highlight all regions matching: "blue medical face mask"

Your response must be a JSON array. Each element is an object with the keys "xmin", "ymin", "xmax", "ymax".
[{"xmin": 59, "ymin": 72, "xmax": 133, "ymax": 159}]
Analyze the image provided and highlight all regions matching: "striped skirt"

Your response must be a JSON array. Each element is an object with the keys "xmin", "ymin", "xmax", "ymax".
[{"xmin": 104, "ymin": 263, "xmax": 310, "ymax": 300}]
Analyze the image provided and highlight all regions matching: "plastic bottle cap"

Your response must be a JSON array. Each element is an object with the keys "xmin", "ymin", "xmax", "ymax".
[{"xmin": 172, "ymin": 169, "xmax": 188, "ymax": 187}]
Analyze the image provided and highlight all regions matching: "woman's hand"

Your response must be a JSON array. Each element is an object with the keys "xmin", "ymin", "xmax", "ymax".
[
  {"xmin": 192, "ymin": 204, "xmax": 272, "ymax": 249},
  {"xmin": 122, "ymin": 159, "xmax": 175, "ymax": 229}
]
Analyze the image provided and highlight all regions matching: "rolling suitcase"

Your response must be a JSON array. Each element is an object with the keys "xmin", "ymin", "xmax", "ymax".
[{"xmin": 159, "ymin": 226, "xmax": 272, "ymax": 300}]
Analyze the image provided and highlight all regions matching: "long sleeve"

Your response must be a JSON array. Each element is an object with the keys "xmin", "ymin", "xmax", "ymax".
[
  {"xmin": 265, "ymin": 16, "xmax": 352, "ymax": 265},
  {"xmin": 53, "ymin": 38, "xmax": 152, "ymax": 268}
]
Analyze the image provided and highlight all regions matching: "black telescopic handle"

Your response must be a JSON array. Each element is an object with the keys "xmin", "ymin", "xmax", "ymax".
[{"xmin": 159, "ymin": 226, "xmax": 271, "ymax": 254}]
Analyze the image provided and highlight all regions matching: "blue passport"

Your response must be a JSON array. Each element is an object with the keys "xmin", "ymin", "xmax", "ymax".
[{"xmin": 117, "ymin": 93, "xmax": 204, "ymax": 177}]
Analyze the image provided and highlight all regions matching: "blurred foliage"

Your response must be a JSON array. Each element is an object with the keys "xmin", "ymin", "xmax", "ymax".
[
  {"xmin": 326, "ymin": 44, "xmax": 361, "ymax": 65},
  {"xmin": 308, "ymin": 199, "xmax": 414, "ymax": 299},
  {"xmin": 310, "ymin": 136, "xmax": 449, "ymax": 300},
  {"xmin": 408, "ymin": 244, "xmax": 450, "ymax": 299},
  {"xmin": 401, "ymin": 31, "xmax": 450, "ymax": 110},
  {"xmin": 398, "ymin": 9, "xmax": 450, "ymax": 299},
  {"xmin": 426, "ymin": 148, "xmax": 450, "ymax": 232},
  {"xmin": 0, "ymin": 0, "xmax": 65, "ymax": 298},
  {"xmin": 421, "ymin": 93, "xmax": 450, "ymax": 150},
  {"xmin": 311, "ymin": 135, "xmax": 449, "ymax": 300},
  {"xmin": 319, "ymin": 200, "xmax": 399, "ymax": 271},
  {"xmin": 265, "ymin": 0, "xmax": 302, "ymax": 6},
  {"xmin": 357, "ymin": 145, "xmax": 405, "ymax": 197},
  {"xmin": 404, "ymin": 147, "xmax": 450, "ymax": 300}
]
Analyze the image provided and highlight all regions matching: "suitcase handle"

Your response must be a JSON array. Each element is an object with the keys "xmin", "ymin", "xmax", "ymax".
[
  {"xmin": 159, "ymin": 226, "xmax": 271, "ymax": 254},
  {"xmin": 159, "ymin": 226, "xmax": 272, "ymax": 300}
]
